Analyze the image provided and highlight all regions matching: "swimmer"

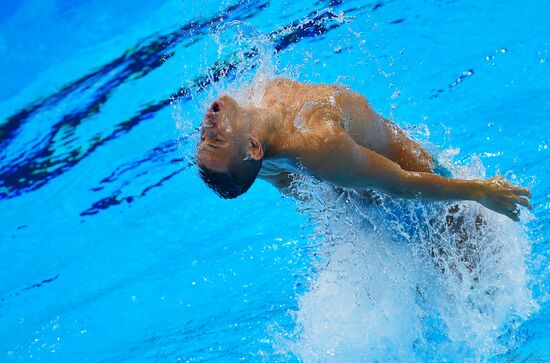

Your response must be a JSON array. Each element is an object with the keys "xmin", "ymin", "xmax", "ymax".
[{"xmin": 196, "ymin": 78, "xmax": 532, "ymax": 221}]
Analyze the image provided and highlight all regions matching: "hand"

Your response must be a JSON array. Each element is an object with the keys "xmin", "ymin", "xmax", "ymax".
[{"xmin": 479, "ymin": 176, "xmax": 532, "ymax": 221}]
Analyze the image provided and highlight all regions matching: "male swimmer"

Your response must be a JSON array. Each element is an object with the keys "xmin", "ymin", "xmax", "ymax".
[{"xmin": 196, "ymin": 78, "xmax": 532, "ymax": 221}]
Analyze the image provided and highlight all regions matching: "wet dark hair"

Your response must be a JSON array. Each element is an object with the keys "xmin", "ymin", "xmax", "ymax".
[{"xmin": 198, "ymin": 157, "xmax": 263, "ymax": 199}]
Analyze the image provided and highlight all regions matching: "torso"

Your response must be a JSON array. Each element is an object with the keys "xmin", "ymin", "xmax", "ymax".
[{"xmin": 257, "ymin": 78, "xmax": 434, "ymax": 180}]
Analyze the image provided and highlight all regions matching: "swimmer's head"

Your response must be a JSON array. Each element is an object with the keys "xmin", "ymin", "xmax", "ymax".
[{"xmin": 196, "ymin": 94, "xmax": 264, "ymax": 198}]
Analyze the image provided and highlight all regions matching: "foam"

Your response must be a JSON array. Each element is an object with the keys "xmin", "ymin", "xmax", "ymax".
[{"xmin": 282, "ymin": 159, "xmax": 537, "ymax": 361}]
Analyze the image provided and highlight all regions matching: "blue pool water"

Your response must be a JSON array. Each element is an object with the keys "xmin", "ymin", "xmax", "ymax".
[{"xmin": 1, "ymin": 0, "xmax": 549, "ymax": 361}]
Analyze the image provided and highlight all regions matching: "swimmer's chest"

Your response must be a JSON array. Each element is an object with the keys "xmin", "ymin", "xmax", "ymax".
[
  {"xmin": 262, "ymin": 79, "xmax": 342, "ymax": 124},
  {"xmin": 263, "ymin": 79, "xmax": 377, "ymax": 138},
  {"xmin": 263, "ymin": 79, "xmax": 391, "ymax": 157}
]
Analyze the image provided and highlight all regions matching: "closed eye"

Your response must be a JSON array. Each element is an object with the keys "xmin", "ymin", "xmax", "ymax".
[{"xmin": 200, "ymin": 135, "xmax": 225, "ymax": 148}]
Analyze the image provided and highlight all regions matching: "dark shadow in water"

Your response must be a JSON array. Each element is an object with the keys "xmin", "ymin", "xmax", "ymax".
[
  {"xmin": 80, "ymin": 138, "xmax": 194, "ymax": 216},
  {"xmin": 0, "ymin": 274, "xmax": 60, "ymax": 309},
  {"xmin": 0, "ymin": 0, "xmax": 267, "ymax": 199},
  {"xmin": 0, "ymin": 0, "xmax": 370, "ymax": 217}
]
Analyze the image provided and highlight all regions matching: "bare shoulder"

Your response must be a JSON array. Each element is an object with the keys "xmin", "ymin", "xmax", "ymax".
[
  {"xmin": 265, "ymin": 78, "xmax": 303, "ymax": 92},
  {"xmin": 266, "ymin": 78, "xmax": 339, "ymax": 93},
  {"xmin": 262, "ymin": 78, "xmax": 297, "ymax": 104},
  {"xmin": 267, "ymin": 77, "xmax": 299, "ymax": 86}
]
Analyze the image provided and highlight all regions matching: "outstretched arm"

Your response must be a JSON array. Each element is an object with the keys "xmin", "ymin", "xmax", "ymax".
[{"xmin": 300, "ymin": 129, "xmax": 532, "ymax": 221}]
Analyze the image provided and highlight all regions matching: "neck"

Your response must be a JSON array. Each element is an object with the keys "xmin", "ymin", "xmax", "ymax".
[{"xmin": 243, "ymin": 105, "xmax": 285, "ymax": 158}]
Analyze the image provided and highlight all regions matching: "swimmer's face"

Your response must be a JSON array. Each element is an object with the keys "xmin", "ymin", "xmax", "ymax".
[{"xmin": 197, "ymin": 94, "xmax": 248, "ymax": 172}]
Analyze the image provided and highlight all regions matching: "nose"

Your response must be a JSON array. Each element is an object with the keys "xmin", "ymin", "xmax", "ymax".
[
  {"xmin": 204, "ymin": 104, "xmax": 220, "ymax": 129},
  {"xmin": 209, "ymin": 96, "xmax": 226, "ymax": 114},
  {"xmin": 210, "ymin": 100, "xmax": 221, "ymax": 113}
]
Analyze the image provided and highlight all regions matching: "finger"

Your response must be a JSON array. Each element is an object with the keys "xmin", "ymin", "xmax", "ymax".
[
  {"xmin": 505, "ymin": 201, "xmax": 518, "ymax": 212},
  {"xmin": 506, "ymin": 209, "xmax": 521, "ymax": 222},
  {"xmin": 511, "ymin": 186, "xmax": 532, "ymax": 197},
  {"xmin": 513, "ymin": 196, "xmax": 533, "ymax": 210},
  {"xmin": 489, "ymin": 176, "xmax": 506, "ymax": 187}
]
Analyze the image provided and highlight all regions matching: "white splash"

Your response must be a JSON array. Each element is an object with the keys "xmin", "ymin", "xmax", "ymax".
[
  {"xmin": 209, "ymin": 20, "xmax": 276, "ymax": 106},
  {"xmin": 282, "ymin": 156, "xmax": 537, "ymax": 362},
  {"xmin": 174, "ymin": 19, "xmax": 279, "ymax": 141}
]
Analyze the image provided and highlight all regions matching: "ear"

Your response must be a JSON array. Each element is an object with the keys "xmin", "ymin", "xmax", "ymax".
[{"xmin": 247, "ymin": 136, "xmax": 264, "ymax": 160}]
